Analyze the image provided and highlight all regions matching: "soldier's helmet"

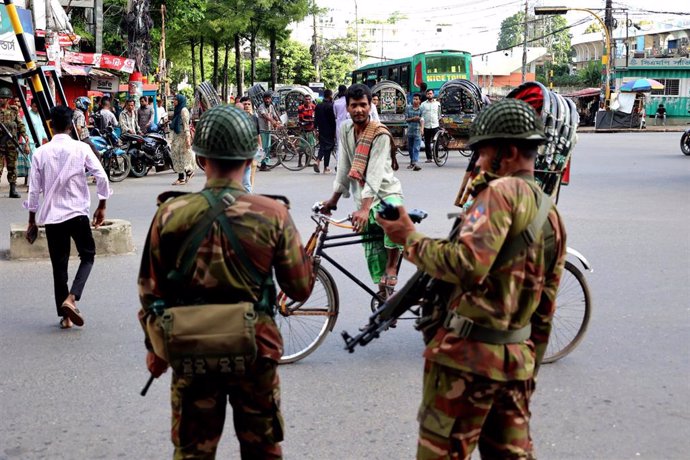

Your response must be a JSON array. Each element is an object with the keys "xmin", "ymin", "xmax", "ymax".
[
  {"xmin": 0, "ymin": 87, "xmax": 13, "ymax": 99},
  {"xmin": 467, "ymin": 98, "xmax": 546, "ymax": 148},
  {"xmin": 75, "ymin": 96, "xmax": 91, "ymax": 111},
  {"xmin": 192, "ymin": 104, "xmax": 258, "ymax": 160}
]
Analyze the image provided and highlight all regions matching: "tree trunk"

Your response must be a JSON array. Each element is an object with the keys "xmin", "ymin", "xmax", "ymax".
[
  {"xmin": 222, "ymin": 42, "xmax": 230, "ymax": 101},
  {"xmin": 191, "ymin": 39, "xmax": 197, "ymax": 89},
  {"xmin": 199, "ymin": 36, "xmax": 205, "ymax": 82},
  {"xmin": 212, "ymin": 40, "xmax": 219, "ymax": 90},
  {"xmin": 270, "ymin": 32, "xmax": 277, "ymax": 90},
  {"xmin": 250, "ymin": 32, "xmax": 257, "ymax": 86},
  {"xmin": 234, "ymin": 33, "xmax": 243, "ymax": 99}
]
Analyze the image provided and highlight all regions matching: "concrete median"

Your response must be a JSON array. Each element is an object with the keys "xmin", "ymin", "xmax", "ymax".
[{"xmin": 9, "ymin": 219, "xmax": 135, "ymax": 260}]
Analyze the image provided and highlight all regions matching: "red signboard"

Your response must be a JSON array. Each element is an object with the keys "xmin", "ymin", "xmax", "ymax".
[{"xmin": 63, "ymin": 51, "xmax": 135, "ymax": 74}]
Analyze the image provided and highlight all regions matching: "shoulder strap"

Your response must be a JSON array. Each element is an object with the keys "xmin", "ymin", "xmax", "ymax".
[{"xmin": 492, "ymin": 187, "xmax": 552, "ymax": 269}]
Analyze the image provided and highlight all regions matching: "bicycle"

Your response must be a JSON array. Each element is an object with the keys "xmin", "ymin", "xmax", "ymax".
[
  {"xmin": 263, "ymin": 127, "xmax": 314, "ymax": 171},
  {"xmin": 275, "ymin": 205, "xmax": 428, "ymax": 364}
]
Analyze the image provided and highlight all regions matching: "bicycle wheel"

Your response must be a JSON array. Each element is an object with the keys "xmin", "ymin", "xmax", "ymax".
[
  {"xmin": 543, "ymin": 261, "xmax": 591, "ymax": 364},
  {"xmin": 276, "ymin": 265, "xmax": 339, "ymax": 364},
  {"xmin": 280, "ymin": 136, "xmax": 312, "ymax": 171},
  {"xmin": 433, "ymin": 132, "xmax": 449, "ymax": 167},
  {"xmin": 264, "ymin": 135, "xmax": 282, "ymax": 169}
]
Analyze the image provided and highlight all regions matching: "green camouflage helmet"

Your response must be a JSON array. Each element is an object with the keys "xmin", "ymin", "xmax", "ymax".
[
  {"xmin": 0, "ymin": 87, "xmax": 13, "ymax": 98},
  {"xmin": 192, "ymin": 105, "xmax": 258, "ymax": 160},
  {"xmin": 467, "ymin": 98, "xmax": 546, "ymax": 148}
]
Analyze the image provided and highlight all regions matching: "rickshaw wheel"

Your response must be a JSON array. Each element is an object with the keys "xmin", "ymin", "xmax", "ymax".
[
  {"xmin": 433, "ymin": 132, "xmax": 450, "ymax": 167},
  {"xmin": 459, "ymin": 149, "xmax": 473, "ymax": 158}
]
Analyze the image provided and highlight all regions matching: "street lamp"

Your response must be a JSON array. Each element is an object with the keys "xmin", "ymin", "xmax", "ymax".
[
  {"xmin": 354, "ymin": 0, "xmax": 360, "ymax": 67},
  {"xmin": 535, "ymin": 6, "xmax": 612, "ymax": 109}
]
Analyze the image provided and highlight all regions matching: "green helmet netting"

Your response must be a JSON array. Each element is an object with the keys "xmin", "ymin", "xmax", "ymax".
[
  {"xmin": 467, "ymin": 98, "xmax": 546, "ymax": 148},
  {"xmin": 192, "ymin": 104, "xmax": 258, "ymax": 160}
]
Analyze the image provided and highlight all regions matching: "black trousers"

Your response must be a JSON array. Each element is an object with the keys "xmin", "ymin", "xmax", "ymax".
[
  {"xmin": 423, "ymin": 127, "xmax": 439, "ymax": 160},
  {"xmin": 317, "ymin": 138, "xmax": 335, "ymax": 168},
  {"xmin": 44, "ymin": 216, "xmax": 96, "ymax": 316}
]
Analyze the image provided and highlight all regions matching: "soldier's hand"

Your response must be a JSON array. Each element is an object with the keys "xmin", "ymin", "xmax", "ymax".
[
  {"xmin": 376, "ymin": 206, "xmax": 415, "ymax": 245},
  {"xmin": 146, "ymin": 351, "xmax": 169, "ymax": 378}
]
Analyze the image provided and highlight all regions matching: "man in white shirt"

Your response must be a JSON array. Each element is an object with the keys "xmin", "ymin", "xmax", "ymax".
[
  {"xmin": 420, "ymin": 89, "xmax": 441, "ymax": 163},
  {"xmin": 99, "ymin": 99, "xmax": 119, "ymax": 130},
  {"xmin": 24, "ymin": 105, "xmax": 112, "ymax": 329}
]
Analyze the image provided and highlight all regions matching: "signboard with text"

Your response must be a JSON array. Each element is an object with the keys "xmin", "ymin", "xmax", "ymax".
[
  {"xmin": 0, "ymin": 7, "xmax": 35, "ymax": 62},
  {"xmin": 90, "ymin": 75, "xmax": 120, "ymax": 93},
  {"xmin": 628, "ymin": 57, "xmax": 690, "ymax": 69},
  {"xmin": 64, "ymin": 51, "xmax": 136, "ymax": 74}
]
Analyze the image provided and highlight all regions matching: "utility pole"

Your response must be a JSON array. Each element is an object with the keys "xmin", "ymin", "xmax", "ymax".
[
  {"xmin": 521, "ymin": 0, "xmax": 529, "ymax": 82},
  {"xmin": 354, "ymin": 0, "xmax": 360, "ymax": 67},
  {"xmin": 95, "ymin": 0, "xmax": 103, "ymax": 53},
  {"xmin": 605, "ymin": 0, "xmax": 613, "ymax": 103}
]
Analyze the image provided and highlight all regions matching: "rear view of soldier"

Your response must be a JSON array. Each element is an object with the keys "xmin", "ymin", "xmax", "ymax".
[
  {"xmin": 0, "ymin": 86, "xmax": 27, "ymax": 198},
  {"xmin": 137, "ymin": 105, "xmax": 314, "ymax": 459}
]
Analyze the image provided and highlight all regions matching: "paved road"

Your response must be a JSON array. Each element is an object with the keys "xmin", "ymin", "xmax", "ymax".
[{"xmin": 1, "ymin": 132, "xmax": 688, "ymax": 459}]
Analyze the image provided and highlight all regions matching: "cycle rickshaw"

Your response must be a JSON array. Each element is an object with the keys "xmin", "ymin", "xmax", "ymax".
[
  {"xmin": 371, "ymin": 80, "xmax": 408, "ymax": 155},
  {"xmin": 432, "ymin": 79, "xmax": 486, "ymax": 166}
]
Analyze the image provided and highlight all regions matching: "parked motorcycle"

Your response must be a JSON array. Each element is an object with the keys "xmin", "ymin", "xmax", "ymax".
[
  {"xmin": 122, "ymin": 131, "xmax": 173, "ymax": 177},
  {"xmin": 681, "ymin": 112, "xmax": 690, "ymax": 156},
  {"xmin": 91, "ymin": 127, "xmax": 130, "ymax": 182}
]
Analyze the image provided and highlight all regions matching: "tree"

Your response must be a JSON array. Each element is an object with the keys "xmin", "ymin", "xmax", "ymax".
[
  {"xmin": 585, "ymin": 22, "xmax": 602, "ymax": 34},
  {"xmin": 276, "ymin": 39, "xmax": 315, "ymax": 85},
  {"xmin": 496, "ymin": 10, "xmax": 525, "ymax": 50},
  {"xmin": 578, "ymin": 61, "xmax": 602, "ymax": 87}
]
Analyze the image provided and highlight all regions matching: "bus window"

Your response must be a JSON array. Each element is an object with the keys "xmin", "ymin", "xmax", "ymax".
[
  {"xmin": 425, "ymin": 55, "xmax": 467, "ymax": 76},
  {"xmin": 389, "ymin": 66, "xmax": 399, "ymax": 84},
  {"xmin": 400, "ymin": 65, "xmax": 410, "ymax": 92}
]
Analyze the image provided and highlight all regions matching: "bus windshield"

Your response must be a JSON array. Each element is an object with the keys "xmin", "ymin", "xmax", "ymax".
[{"xmin": 425, "ymin": 55, "xmax": 466, "ymax": 74}]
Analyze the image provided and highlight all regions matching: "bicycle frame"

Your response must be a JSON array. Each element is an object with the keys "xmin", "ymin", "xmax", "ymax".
[{"xmin": 306, "ymin": 214, "xmax": 402, "ymax": 304}]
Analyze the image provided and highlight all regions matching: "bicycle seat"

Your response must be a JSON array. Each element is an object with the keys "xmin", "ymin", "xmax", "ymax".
[{"xmin": 408, "ymin": 209, "xmax": 428, "ymax": 224}]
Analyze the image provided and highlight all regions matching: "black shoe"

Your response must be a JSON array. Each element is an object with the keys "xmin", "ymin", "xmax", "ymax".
[
  {"xmin": 259, "ymin": 164, "xmax": 270, "ymax": 171},
  {"xmin": 313, "ymin": 163, "xmax": 320, "ymax": 173},
  {"xmin": 9, "ymin": 183, "xmax": 19, "ymax": 198}
]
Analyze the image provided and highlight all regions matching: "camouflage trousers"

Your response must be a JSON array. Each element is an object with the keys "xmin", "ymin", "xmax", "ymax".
[
  {"xmin": 417, "ymin": 361, "xmax": 535, "ymax": 460},
  {"xmin": 170, "ymin": 358, "xmax": 284, "ymax": 459},
  {"xmin": 0, "ymin": 147, "xmax": 18, "ymax": 184}
]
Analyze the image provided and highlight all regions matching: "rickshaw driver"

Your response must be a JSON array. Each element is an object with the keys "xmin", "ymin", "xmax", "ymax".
[{"xmin": 319, "ymin": 84, "xmax": 404, "ymax": 293}]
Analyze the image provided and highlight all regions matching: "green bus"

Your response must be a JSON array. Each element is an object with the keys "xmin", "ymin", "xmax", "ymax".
[{"xmin": 351, "ymin": 50, "xmax": 474, "ymax": 99}]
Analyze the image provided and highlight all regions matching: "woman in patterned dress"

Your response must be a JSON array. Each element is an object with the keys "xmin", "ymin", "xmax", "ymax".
[{"xmin": 169, "ymin": 93, "xmax": 195, "ymax": 185}]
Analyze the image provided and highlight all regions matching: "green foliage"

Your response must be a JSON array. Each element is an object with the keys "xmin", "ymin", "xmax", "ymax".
[
  {"xmin": 179, "ymin": 86, "xmax": 194, "ymax": 101},
  {"xmin": 497, "ymin": 11, "xmax": 525, "ymax": 50},
  {"xmin": 276, "ymin": 39, "xmax": 315, "ymax": 85},
  {"xmin": 584, "ymin": 22, "xmax": 602, "ymax": 34},
  {"xmin": 578, "ymin": 61, "xmax": 602, "ymax": 87}
]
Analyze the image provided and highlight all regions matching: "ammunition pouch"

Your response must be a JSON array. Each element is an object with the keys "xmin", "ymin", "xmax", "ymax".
[
  {"xmin": 145, "ymin": 302, "xmax": 258, "ymax": 375},
  {"xmin": 443, "ymin": 310, "xmax": 531, "ymax": 344}
]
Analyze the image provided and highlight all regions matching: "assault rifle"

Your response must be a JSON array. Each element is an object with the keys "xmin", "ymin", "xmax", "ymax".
[
  {"xmin": 342, "ymin": 214, "xmax": 463, "ymax": 352},
  {"xmin": 0, "ymin": 122, "xmax": 21, "ymax": 150}
]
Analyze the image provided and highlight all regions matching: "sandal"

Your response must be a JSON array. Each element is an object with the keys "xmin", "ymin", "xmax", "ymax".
[
  {"xmin": 171, "ymin": 179, "xmax": 186, "ymax": 186},
  {"xmin": 380, "ymin": 274, "xmax": 398, "ymax": 287},
  {"xmin": 59, "ymin": 317, "xmax": 73, "ymax": 329},
  {"xmin": 185, "ymin": 170, "xmax": 195, "ymax": 182},
  {"xmin": 60, "ymin": 301, "xmax": 84, "ymax": 327}
]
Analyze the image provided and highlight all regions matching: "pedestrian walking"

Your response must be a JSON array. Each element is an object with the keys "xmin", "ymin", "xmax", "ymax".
[
  {"xmin": 24, "ymin": 105, "xmax": 112, "ymax": 329},
  {"xmin": 256, "ymin": 91, "xmax": 282, "ymax": 171},
  {"xmin": 420, "ymin": 89, "xmax": 440, "ymax": 163},
  {"xmin": 137, "ymin": 104, "xmax": 313, "ymax": 459},
  {"xmin": 169, "ymin": 93, "xmax": 195, "ymax": 185},
  {"xmin": 333, "ymin": 84, "xmax": 349, "ymax": 164},
  {"xmin": 0, "ymin": 86, "xmax": 27, "ymax": 198},
  {"xmin": 17, "ymin": 100, "xmax": 48, "ymax": 186},
  {"xmin": 137, "ymin": 96, "xmax": 154, "ymax": 134},
  {"xmin": 319, "ymin": 83, "xmax": 403, "ymax": 294},
  {"xmin": 313, "ymin": 89, "xmax": 336, "ymax": 174},
  {"xmin": 298, "ymin": 94, "xmax": 317, "ymax": 158},
  {"xmin": 405, "ymin": 93, "xmax": 424, "ymax": 171},
  {"xmin": 376, "ymin": 98, "xmax": 568, "ymax": 459},
  {"xmin": 369, "ymin": 93, "xmax": 380, "ymax": 122}
]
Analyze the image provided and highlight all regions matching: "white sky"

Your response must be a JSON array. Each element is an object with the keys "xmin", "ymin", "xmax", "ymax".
[{"xmin": 311, "ymin": 0, "xmax": 690, "ymax": 55}]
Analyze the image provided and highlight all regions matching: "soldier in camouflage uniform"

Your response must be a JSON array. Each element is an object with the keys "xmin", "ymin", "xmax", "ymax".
[
  {"xmin": 377, "ymin": 99, "xmax": 568, "ymax": 459},
  {"xmin": 138, "ymin": 105, "xmax": 314, "ymax": 459},
  {"xmin": 0, "ymin": 87, "xmax": 27, "ymax": 198}
]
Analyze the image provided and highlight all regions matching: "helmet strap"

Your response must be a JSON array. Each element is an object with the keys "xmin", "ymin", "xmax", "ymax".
[{"xmin": 491, "ymin": 146, "xmax": 505, "ymax": 174}]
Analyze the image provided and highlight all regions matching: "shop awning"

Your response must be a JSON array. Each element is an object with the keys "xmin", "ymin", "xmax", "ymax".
[
  {"xmin": 61, "ymin": 62, "xmax": 90, "ymax": 76},
  {"xmin": 563, "ymin": 87, "xmax": 601, "ymax": 98}
]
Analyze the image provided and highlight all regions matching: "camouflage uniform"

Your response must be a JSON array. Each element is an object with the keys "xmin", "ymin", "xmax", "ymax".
[
  {"xmin": 404, "ymin": 171, "xmax": 567, "ymax": 459},
  {"xmin": 138, "ymin": 178, "xmax": 313, "ymax": 459},
  {"xmin": 0, "ymin": 104, "xmax": 26, "ymax": 185}
]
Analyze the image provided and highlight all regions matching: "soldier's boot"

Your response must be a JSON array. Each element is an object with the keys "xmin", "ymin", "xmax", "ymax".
[{"xmin": 9, "ymin": 183, "xmax": 20, "ymax": 198}]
